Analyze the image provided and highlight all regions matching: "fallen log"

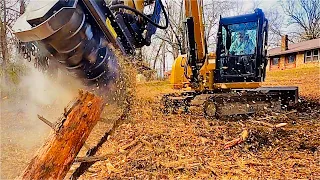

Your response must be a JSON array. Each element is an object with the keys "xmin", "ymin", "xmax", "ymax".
[
  {"xmin": 37, "ymin": 114, "xmax": 91, "ymax": 150},
  {"xmin": 20, "ymin": 90, "xmax": 103, "ymax": 180},
  {"xmin": 71, "ymin": 98, "xmax": 132, "ymax": 179}
]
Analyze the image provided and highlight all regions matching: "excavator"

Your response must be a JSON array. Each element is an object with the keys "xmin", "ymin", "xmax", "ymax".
[
  {"xmin": 12, "ymin": 0, "xmax": 298, "ymax": 118},
  {"xmin": 162, "ymin": 2, "xmax": 299, "ymax": 117}
]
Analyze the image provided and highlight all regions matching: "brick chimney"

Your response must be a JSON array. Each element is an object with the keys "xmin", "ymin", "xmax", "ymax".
[{"xmin": 281, "ymin": 35, "xmax": 288, "ymax": 51}]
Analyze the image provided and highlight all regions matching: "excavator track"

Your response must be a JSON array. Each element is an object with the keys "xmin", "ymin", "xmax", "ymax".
[{"xmin": 161, "ymin": 87, "xmax": 298, "ymax": 118}]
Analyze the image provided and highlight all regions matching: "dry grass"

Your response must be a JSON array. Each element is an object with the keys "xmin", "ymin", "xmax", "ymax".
[
  {"xmin": 80, "ymin": 69, "xmax": 320, "ymax": 179},
  {"xmin": 5, "ymin": 61, "xmax": 317, "ymax": 179},
  {"xmin": 264, "ymin": 63, "xmax": 320, "ymax": 101},
  {"xmin": 4, "ymin": 63, "xmax": 318, "ymax": 179}
]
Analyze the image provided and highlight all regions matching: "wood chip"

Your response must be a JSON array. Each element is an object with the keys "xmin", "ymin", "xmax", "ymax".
[
  {"xmin": 127, "ymin": 143, "xmax": 143, "ymax": 158},
  {"xmin": 275, "ymin": 123, "xmax": 288, "ymax": 128},
  {"xmin": 120, "ymin": 139, "xmax": 139, "ymax": 151}
]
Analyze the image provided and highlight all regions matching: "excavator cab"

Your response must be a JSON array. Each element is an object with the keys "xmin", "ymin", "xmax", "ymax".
[{"xmin": 215, "ymin": 9, "xmax": 268, "ymax": 83}]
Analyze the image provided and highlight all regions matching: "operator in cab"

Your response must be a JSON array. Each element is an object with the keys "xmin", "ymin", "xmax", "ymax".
[{"xmin": 229, "ymin": 31, "xmax": 255, "ymax": 55}]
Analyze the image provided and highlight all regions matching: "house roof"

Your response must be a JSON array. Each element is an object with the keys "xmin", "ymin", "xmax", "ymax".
[{"xmin": 268, "ymin": 38, "xmax": 320, "ymax": 57}]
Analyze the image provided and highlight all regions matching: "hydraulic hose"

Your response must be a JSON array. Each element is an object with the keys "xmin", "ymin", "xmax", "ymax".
[{"xmin": 109, "ymin": 0, "xmax": 169, "ymax": 29}]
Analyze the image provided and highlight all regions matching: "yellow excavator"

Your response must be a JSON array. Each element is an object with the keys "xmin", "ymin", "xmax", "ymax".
[
  {"xmin": 12, "ymin": 0, "xmax": 298, "ymax": 118},
  {"xmin": 162, "ymin": 0, "xmax": 298, "ymax": 118}
]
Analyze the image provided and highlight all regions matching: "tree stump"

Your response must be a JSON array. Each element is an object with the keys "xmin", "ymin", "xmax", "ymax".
[{"xmin": 20, "ymin": 90, "xmax": 103, "ymax": 180}]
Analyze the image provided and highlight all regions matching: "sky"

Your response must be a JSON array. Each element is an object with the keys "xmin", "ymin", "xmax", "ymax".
[{"xmin": 242, "ymin": 0, "xmax": 279, "ymax": 11}]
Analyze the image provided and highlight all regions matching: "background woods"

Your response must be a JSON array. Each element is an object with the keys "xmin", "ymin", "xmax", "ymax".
[
  {"xmin": 0, "ymin": 0, "xmax": 319, "ymax": 79},
  {"xmin": 0, "ymin": 0, "xmax": 26, "ymax": 82}
]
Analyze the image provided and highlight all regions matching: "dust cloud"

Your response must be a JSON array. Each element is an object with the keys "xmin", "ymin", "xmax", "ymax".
[{"xmin": 0, "ymin": 62, "xmax": 83, "ymax": 179}]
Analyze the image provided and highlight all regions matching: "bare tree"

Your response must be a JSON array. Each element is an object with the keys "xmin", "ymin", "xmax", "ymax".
[
  {"xmin": 0, "ymin": 0, "xmax": 26, "ymax": 83},
  {"xmin": 281, "ymin": 0, "xmax": 320, "ymax": 40},
  {"xmin": 0, "ymin": 0, "xmax": 22, "ymax": 67},
  {"xmin": 0, "ymin": 0, "xmax": 9, "ymax": 69},
  {"xmin": 252, "ymin": 0, "xmax": 262, "ymax": 10},
  {"xmin": 152, "ymin": 40, "xmax": 164, "ymax": 69},
  {"xmin": 203, "ymin": 1, "xmax": 234, "ymax": 51},
  {"xmin": 154, "ymin": 0, "xmax": 184, "ymax": 60},
  {"xmin": 264, "ymin": 7, "xmax": 286, "ymax": 46},
  {"xmin": 140, "ymin": 0, "xmax": 184, "ymax": 77}
]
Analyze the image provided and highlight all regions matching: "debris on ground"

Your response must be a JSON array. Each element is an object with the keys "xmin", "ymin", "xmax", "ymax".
[
  {"xmin": 1, "ymin": 63, "xmax": 319, "ymax": 179},
  {"xmin": 79, "ymin": 80, "xmax": 320, "ymax": 179}
]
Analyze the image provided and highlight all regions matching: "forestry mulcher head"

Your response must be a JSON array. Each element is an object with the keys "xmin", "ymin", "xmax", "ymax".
[
  {"xmin": 13, "ymin": 0, "xmax": 167, "ymax": 89},
  {"xmin": 13, "ymin": 0, "xmax": 121, "ymax": 87}
]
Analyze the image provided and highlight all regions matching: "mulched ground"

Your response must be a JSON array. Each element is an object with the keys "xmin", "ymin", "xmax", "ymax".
[
  {"xmin": 79, "ymin": 82, "xmax": 320, "ymax": 179},
  {"xmin": 2, "ymin": 65, "xmax": 319, "ymax": 179}
]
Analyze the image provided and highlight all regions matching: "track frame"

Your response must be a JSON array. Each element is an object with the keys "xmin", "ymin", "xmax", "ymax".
[{"xmin": 161, "ymin": 86, "xmax": 298, "ymax": 118}]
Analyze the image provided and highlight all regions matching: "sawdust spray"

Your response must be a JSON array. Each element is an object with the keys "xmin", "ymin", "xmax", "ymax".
[
  {"xmin": 0, "ymin": 49, "xmax": 138, "ymax": 178},
  {"xmin": 0, "ymin": 61, "xmax": 83, "ymax": 178}
]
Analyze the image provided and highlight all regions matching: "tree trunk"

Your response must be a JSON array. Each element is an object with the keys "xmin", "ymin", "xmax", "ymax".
[
  {"xmin": 1, "ymin": 0, "xmax": 8, "ymax": 70},
  {"xmin": 162, "ymin": 42, "xmax": 165, "ymax": 78},
  {"xmin": 20, "ymin": 0, "xmax": 25, "ymax": 14},
  {"xmin": 153, "ymin": 40, "xmax": 164, "ymax": 70},
  {"xmin": 20, "ymin": 90, "xmax": 104, "ymax": 180}
]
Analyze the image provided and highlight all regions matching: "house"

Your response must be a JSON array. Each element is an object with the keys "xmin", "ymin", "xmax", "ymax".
[{"xmin": 267, "ymin": 35, "xmax": 320, "ymax": 71}]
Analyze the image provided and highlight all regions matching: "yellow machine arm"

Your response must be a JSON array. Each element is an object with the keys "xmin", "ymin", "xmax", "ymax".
[
  {"xmin": 124, "ymin": 0, "xmax": 145, "ymax": 14},
  {"xmin": 184, "ymin": 0, "xmax": 206, "ymax": 62},
  {"xmin": 170, "ymin": 0, "xmax": 212, "ymax": 89}
]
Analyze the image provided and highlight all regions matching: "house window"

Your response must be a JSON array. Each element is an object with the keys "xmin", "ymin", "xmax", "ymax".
[
  {"xmin": 305, "ymin": 49, "xmax": 319, "ymax": 62},
  {"xmin": 313, "ymin": 49, "xmax": 319, "ymax": 61},
  {"xmin": 286, "ymin": 54, "xmax": 295, "ymax": 63},
  {"xmin": 305, "ymin": 50, "xmax": 312, "ymax": 62},
  {"xmin": 271, "ymin": 56, "xmax": 280, "ymax": 66}
]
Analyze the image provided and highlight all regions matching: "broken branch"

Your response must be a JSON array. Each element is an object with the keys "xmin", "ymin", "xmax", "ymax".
[
  {"xmin": 75, "ymin": 154, "xmax": 113, "ymax": 163},
  {"xmin": 224, "ymin": 130, "xmax": 248, "ymax": 149},
  {"xmin": 249, "ymin": 120, "xmax": 288, "ymax": 128},
  {"xmin": 120, "ymin": 139, "xmax": 139, "ymax": 151},
  {"xmin": 37, "ymin": 115, "xmax": 55, "ymax": 130}
]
